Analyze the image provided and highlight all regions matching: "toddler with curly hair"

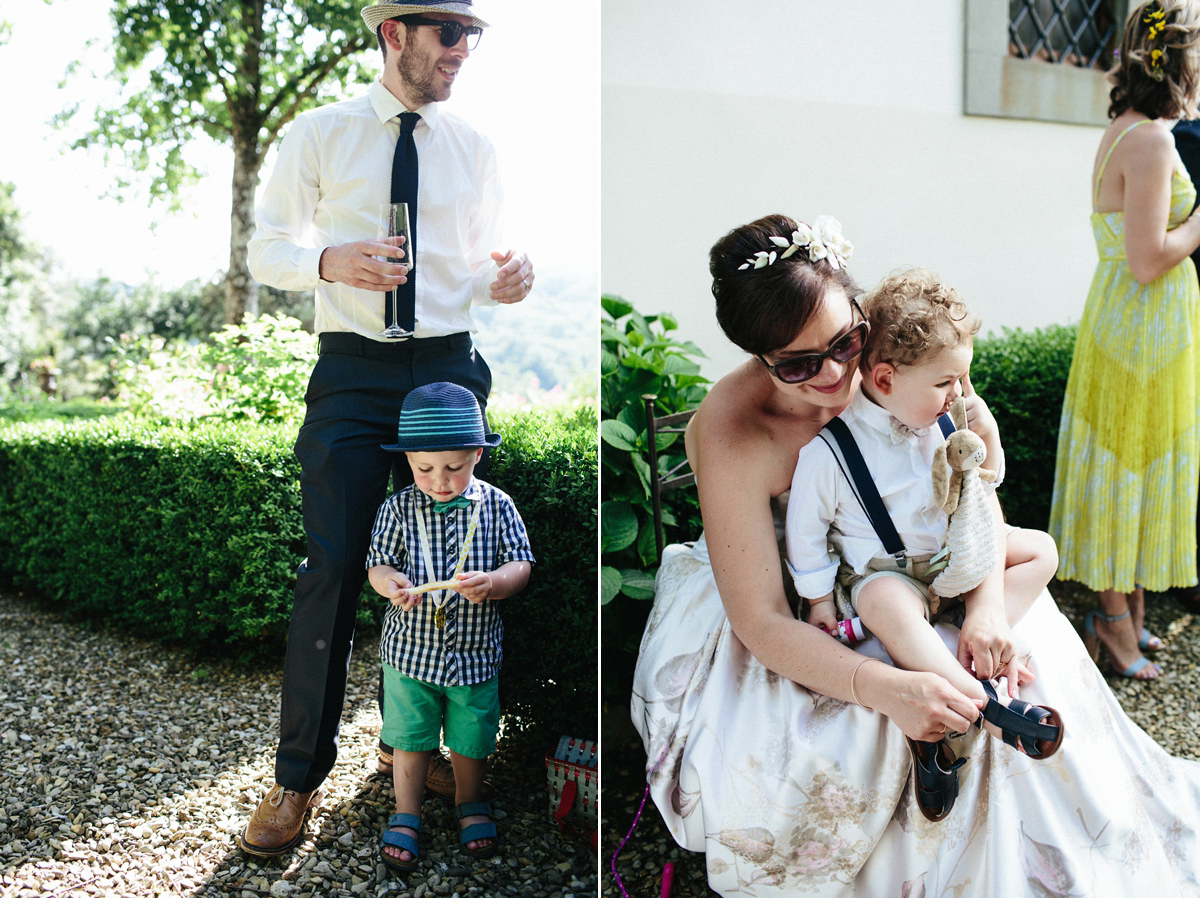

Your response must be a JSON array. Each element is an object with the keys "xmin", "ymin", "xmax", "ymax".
[{"xmin": 785, "ymin": 267, "xmax": 1062, "ymax": 822}]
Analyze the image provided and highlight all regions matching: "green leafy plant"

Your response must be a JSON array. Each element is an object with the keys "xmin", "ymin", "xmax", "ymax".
[
  {"xmin": 203, "ymin": 315, "xmax": 318, "ymax": 423},
  {"xmin": 109, "ymin": 314, "xmax": 316, "ymax": 424},
  {"xmin": 600, "ymin": 295, "xmax": 709, "ymax": 604}
]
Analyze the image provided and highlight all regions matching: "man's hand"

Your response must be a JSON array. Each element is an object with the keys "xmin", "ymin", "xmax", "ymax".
[
  {"xmin": 489, "ymin": 249, "xmax": 534, "ymax": 304},
  {"xmin": 319, "ymin": 236, "xmax": 409, "ymax": 290}
]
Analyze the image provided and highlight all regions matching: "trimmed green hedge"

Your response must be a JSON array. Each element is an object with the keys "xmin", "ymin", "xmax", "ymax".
[
  {"xmin": 971, "ymin": 323, "xmax": 1077, "ymax": 532},
  {"xmin": 0, "ymin": 404, "xmax": 597, "ymax": 736}
]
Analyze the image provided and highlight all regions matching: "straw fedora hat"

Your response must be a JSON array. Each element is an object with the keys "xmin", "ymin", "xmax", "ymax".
[{"xmin": 361, "ymin": 1, "xmax": 489, "ymax": 33}]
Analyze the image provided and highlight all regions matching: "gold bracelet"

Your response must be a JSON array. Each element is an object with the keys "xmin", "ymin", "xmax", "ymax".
[{"xmin": 849, "ymin": 657, "xmax": 876, "ymax": 711}]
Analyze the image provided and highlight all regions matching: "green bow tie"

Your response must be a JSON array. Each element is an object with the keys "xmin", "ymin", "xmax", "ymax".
[{"xmin": 431, "ymin": 496, "xmax": 471, "ymax": 514}]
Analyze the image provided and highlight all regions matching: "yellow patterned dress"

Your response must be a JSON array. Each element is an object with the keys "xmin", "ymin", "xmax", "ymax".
[{"xmin": 1049, "ymin": 119, "xmax": 1200, "ymax": 592}]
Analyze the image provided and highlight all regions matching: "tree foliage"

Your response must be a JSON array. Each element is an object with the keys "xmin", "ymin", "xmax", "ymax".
[
  {"xmin": 0, "ymin": 182, "xmax": 59, "ymax": 392},
  {"xmin": 61, "ymin": 0, "xmax": 377, "ymax": 323}
]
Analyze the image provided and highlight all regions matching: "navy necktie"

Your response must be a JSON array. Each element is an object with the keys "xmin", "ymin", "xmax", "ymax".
[{"xmin": 388, "ymin": 111, "xmax": 420, "ymax": 334}]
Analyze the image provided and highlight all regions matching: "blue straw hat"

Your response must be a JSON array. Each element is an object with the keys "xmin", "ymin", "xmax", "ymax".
[{"xmin": 382, "ymin": 382, "xmax": 502, "ymax": 452}]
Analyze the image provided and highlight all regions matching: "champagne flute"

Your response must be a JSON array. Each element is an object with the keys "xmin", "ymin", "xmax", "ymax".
[{"xmin": 378, "ymin": 202, "xmax": 414, "ymax": 339}]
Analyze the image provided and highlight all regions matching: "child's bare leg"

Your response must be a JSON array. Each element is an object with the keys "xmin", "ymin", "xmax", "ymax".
[
  {"xmin": 857, "ymin": 577, "xmax": 1059, "ymax": 749},
  {"xmin": 386, "ymin": 749, "xmax": 431, "ymax": 864},
  {"xmin": 1003, "ymin": 528, "xmax": 1058, "ymax": 627},
  {"xmin": 449, "ymin": 750, "xmax": 494, "ymax": 852},
  {"xmin": 856, "ymin": 578, "xmax": 988, "ymax": 704}
]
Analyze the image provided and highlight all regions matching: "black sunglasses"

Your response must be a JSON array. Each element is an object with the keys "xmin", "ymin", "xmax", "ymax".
[
  {"xmin": 404, "ymin": 16, "xmax": 483, "ymax": 50},
  {"xmin": 758, "ymin": 300, "xmax": 869, "ymax": 384}
]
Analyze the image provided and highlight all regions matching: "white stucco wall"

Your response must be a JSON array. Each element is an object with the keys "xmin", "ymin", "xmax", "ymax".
[{"xmin": 602, "ymin": 0, "xmax": 1105, "ymax": 379}]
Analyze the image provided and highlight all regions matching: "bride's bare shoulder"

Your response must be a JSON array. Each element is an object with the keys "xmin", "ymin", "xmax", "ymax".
[
  {"xmin": 692, "ymin": 363, "xmax": 769, "ymax": 444},
  {"xmin": 689, "ymin": 362, "xmax": 825, "ymax": 479}
]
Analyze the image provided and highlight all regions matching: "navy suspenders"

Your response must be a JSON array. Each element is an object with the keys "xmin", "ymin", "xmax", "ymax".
[{"xmin": 817, "ymin": 414, "xmax": 955, "ymax": 559}]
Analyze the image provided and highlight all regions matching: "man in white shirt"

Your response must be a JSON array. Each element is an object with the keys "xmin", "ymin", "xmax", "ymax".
[{"xmin": 238, "ymin": 0, "xmax": 534, "ymax": 857}]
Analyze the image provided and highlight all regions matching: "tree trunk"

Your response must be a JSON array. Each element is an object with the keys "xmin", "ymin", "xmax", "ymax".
[{"xmin": 225, "ymin": 139, "xmax": 263, "ymax": 325}]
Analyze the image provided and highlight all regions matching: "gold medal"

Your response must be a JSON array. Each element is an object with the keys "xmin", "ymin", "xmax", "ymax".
[{"xmin": 434, "ymin": 605, "xmax": 446, "ymax": 630}]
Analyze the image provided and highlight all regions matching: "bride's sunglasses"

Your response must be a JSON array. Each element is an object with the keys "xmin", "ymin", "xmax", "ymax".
[
  {"xmin": 758, "ymin": 300, "xmax": 869, "ymax": 384},
  {"xmin": 404, "ymin": 16, "xmax": 483, "ymax": 50}
]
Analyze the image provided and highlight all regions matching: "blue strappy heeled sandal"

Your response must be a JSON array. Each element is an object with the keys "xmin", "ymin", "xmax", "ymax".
[
  {"xmin": 1083, "ymin": 609, "xmax": 1161, "ymax": 678},
  {"xmin": 1139, "ymin": 627, "xmax": 1163, "ymax": 652},
  {"xmin": 905, "ymin": 737, "xmax": 967, "ymax": 822},
  {"xmin": 977, "ymin": 680, "xmax": 1064, "ymax": 759}
]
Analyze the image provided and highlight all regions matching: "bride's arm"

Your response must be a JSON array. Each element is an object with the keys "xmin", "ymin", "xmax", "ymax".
[{"xmin": 689, "ymin": 406, "xmax": 981, "ymax": 740}]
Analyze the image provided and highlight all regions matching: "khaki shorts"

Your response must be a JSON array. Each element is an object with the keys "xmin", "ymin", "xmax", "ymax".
[
  {"xmin": 837, "ymin": 551, "xmax": 954, "ymax": 619},
  {"xmin": 848, "ymin": 569, "xmax": 935, "ymax": 619}
]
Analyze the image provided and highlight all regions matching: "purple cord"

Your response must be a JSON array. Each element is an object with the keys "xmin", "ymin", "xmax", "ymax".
[{"xmin": 610, "ymin": 782, "xmax": 652, "ymax": 897}]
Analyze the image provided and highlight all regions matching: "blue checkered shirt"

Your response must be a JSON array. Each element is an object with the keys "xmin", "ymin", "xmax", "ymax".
[{"xmin": 367, "ymin": 478, "xmax": 535, "ymax": 686}]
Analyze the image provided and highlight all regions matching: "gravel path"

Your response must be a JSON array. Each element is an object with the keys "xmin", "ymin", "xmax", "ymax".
[
  {"xmin": 0, "ymin": 588, "xmax": 598, "ymax": 898},
  {"xmin": 603, "ymin": 581, "xmax": 1200, "ymax": 898}
]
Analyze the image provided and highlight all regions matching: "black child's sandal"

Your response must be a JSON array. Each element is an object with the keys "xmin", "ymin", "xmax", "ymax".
[
  {"xmin": 977, "ymin": 680, "xmax": 1064, "ymax": 760},
  {"xmin": 906, "ymin": 737, "xmax": 967, "ymax": 822}
]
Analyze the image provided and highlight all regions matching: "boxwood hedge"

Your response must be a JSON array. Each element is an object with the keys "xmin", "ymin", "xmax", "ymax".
[{"xmin": 0, "ymin": 404, "xmax": 597, "ymax": 737}]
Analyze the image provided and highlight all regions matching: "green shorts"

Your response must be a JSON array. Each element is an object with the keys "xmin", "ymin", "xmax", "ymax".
[{"xmin": 380, "ymin": 663, "xmax": 500, "ymax": 759}]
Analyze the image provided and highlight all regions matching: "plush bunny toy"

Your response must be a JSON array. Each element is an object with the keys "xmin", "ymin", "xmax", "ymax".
[{"xmin": 930, "ymin": 397, "xmax": 999, "ymax": 598}]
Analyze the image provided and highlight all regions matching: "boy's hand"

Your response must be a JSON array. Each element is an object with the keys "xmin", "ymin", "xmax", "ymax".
[
  {"xmin": 960, "ymin": 372, "xmax": 998, "ymax": 440},
  {"xmin": 378, "ymin": 570, "xmax": 420, "ymax": 611},
  {"xmin": 807, "ymin": 595, "xmax": 839, "ymax": 635},
  {"xmin": 956, "ymin": 602, "xmax": 1017, "ymax": 683},
  {"xmin": 455, "ymin": 571, "xmax": 493, "ymax": 604}
]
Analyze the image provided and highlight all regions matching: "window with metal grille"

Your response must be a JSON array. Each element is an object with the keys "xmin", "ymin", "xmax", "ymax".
[
  {"xmin": 1008, "ymin": 0, "xmax": 1126, "ymax": 70},
  {"xmin": 966, "ymin": 0, "xmax": 1118, "ymax": 124}
]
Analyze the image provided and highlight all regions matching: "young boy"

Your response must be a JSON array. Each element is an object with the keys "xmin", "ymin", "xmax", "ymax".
[
  {"xmin": 785, "ymin": 268, "xmax": 1062, "ymax": 821},
  {"xmin": 366, "ymin": 382, "xmax": 534, "ymax": 870}
]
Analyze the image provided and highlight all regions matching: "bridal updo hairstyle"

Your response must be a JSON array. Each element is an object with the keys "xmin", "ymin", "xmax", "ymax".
[
  {"xmin": 1108, "ymin": 0, "xmax": 1200, "ymax": 120},
  {"xmin": 709, "ymin": 214, "xmax": 861, "ymax": 357}
]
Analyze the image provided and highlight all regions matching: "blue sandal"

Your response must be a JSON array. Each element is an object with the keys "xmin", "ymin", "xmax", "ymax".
[
  {"xmin": 978, "ymin": 680, "xmax": 1064, "ymax": 759},
  {"xmin": 381, "ymin": 813, "xmax": 421, "ymax": 872},
  {"xmin": 455, "ymin": 801, "xmax": 500, "ymax": 858},
  {"xmin": 1084, "ymin": 610, "xmax": 1161, "ymax": 678},
  {"xmin": 1139, "ymin": 627, "xmax": 1163, "ymax": 652},
  {"xmin": 905, "ymin": 738, "xmax": 966, "ymax": 822}
]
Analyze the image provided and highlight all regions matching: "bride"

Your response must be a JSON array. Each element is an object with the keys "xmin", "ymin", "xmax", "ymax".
[{"xmin": 631, "ymin": 212, "xmax": 1200, "ymax": 896}]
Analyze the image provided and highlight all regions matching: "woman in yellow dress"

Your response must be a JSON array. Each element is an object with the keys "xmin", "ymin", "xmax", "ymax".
[{"xmin": 1050, "ymin": 0, "xmax": 1200, "ymax": 678}]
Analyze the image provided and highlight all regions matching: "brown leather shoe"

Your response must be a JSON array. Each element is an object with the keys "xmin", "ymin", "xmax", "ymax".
[
  {"xmin": 425, "ymin": 750, "xmax": 496, "ymax": 803},
  {"xmin": 236, "ymin": 784, "xmax": 322, "ymax": 857},
  {"xmin": 377, "ymin": 748, "xmax": 496, "ymax": 802}
]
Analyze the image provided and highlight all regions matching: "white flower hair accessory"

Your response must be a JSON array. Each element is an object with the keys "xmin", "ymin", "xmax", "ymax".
[{"xmin": 738, "ymin": 215, "xmax": 853, "ymax": 271}]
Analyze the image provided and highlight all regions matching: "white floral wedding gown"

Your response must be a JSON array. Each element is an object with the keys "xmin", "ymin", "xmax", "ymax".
[{"xmin": 632, "ymin": 533, "xmax": 1200, "ymax": 896}]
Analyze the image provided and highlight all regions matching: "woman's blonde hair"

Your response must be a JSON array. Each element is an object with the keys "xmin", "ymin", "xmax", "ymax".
[
  {"xmin": 860, "ymin": 268, "xmax": 980, "ymax": 370},
  {"xmin": 1109, "ymin": 0, "xmax": 1200, "ymax": 120}
]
